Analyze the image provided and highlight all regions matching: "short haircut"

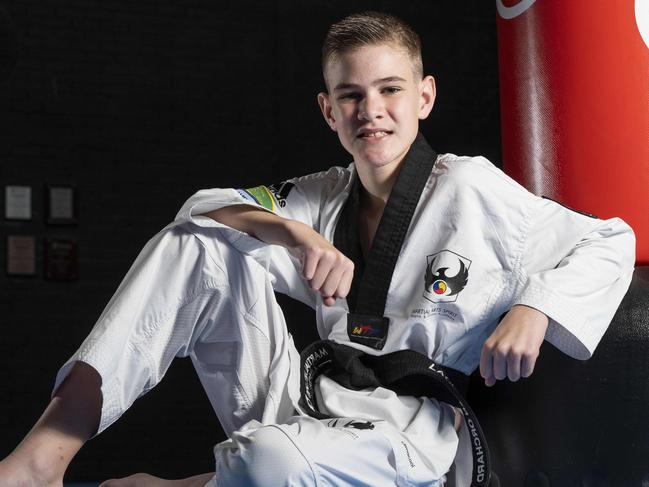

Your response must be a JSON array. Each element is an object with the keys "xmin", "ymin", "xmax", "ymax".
[{"xmin": 322, "ymin": 11, "xmax": 424, "ymax": 89}]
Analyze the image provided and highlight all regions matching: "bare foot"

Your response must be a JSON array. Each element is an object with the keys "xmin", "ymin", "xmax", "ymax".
[
  {"xmin": 0, "ymin": 456, "xmax": 63, "ymax": 487},
  {"xmin": 99, "ymin": 473, "xmax": 214, "ymax": 487},
  {"xmin": 99, "ymin": 473, "xmax": 173, "ymax": 487}
]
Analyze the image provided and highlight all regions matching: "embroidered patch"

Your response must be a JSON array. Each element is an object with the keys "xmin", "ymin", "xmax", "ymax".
[
  {"xmin": 347, "ymin": 313, "xmax": 390, "ymax": 350},
  {"xmin": 237, "ymin": 185, "xmax": 276, "ymax": 211},
  {"xmin": 423, "ymin": 250, "xmax": 472, "ymax": 304},
  {"xmin": 237, "ymin": 181, "xmax": 295, "ymax": 212}
]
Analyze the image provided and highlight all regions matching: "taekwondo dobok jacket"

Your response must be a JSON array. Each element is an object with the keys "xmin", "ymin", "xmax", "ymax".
[
  {"xmin": 174, "ymin": 134, "xmax": 635, "ymax": 484},
  {"xmin": 176, "ymin": 141, "xmax": 636, "ymax": 375}
]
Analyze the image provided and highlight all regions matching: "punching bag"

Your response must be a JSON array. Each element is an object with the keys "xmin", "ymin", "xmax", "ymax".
[{"xmin": 496, "ymin": 0, "xmax": 649, "ymax": 265}]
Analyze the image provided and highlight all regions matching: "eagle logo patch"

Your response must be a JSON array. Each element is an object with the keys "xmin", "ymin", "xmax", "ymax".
[{"xmin": 423, "ymin": 250, "xmax": 471, "ymax": 303}]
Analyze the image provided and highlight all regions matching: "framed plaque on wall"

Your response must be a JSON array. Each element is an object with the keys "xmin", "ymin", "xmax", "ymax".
[
  {"xmin": 6, "ymin": 235, "xmax": 36, "ymax": 276},
  {"xmin": 5, "ymin": 185, "xmax": 32, "ymax": 221},
  {"xmin": 44, "ymin": 237, "xmax": 78, "ymax": 280},
  {"xmin": 46, "ymin": 185, "xmax": 77, "ymax": 225}
]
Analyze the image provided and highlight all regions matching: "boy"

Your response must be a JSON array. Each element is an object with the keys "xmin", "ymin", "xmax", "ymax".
[{"xmin": 0, "ymin": 11, "xmax": 635, "ymax": 487}]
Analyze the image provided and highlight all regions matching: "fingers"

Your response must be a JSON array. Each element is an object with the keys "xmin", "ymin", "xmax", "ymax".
[
  {"xmin": 479, "ymin": 306, "xmax": 547, "ymax": 386},
  {"xmin": 301, "ymin": 248, "xmax": 318, "ymax": 281},
  {"xmin": 521, "ymin": 352, "xmax": 538, "ymax": 378},
  {"xmin": 506, "ymin": 350, "xmax": 522, "ymax": 382},
  {"xmin": 480, "ymin": 342, "xmax": 539, "ymax": 386},
  {"xmin": 479, "ymin": 345, "xmax": 494, "ymax": 386},
  {"xmin": 311, "ymin": 253, "xmax": 344, "ymax": 295},
  {"xmin": 301, "ymin": 247, "xmax": 354, "ymax": 305}
]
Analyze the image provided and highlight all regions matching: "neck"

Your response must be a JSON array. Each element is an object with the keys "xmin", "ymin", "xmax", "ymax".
[{"xmin": 356, "ymin": 160, "xmax": 402, "ymax": 214}]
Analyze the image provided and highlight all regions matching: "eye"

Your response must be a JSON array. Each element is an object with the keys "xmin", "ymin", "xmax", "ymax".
[
  {"xmin": 338, "ymin": 92, "xmax": 361, "ymax": 101},
  {"xmin": 383, "ymin": 87, "xmax": 402, "ymax": 94}
]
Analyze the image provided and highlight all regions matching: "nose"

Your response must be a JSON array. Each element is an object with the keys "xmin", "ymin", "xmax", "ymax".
[{"xmin": 357, "ymin": 92, "xmax": 384, "ymax": 122}]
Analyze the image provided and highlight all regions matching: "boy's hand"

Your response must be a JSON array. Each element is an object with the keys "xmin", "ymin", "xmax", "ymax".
[
  {"xmin": 479, "ymin": 305, "xmax": 549, "ymax": 387},
  {"xmin": 285, "ymin": 220, "xmax": 354, "ymax": 306}
]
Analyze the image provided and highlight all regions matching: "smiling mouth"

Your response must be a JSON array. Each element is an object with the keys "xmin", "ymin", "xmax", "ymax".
[{"xmin": 357, "ymin": 130, "xmax": 393, "ymax": 139}]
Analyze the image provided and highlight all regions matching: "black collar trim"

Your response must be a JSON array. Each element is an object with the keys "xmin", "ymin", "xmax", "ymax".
[{"xmin": 334, "ymin": 132, "xmax": 437, "ymax": 316}]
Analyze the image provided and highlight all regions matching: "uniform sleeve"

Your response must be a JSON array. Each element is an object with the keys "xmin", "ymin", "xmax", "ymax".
[
  {"xmin": 173, "ymin": 167, "xmax": 347, "ymax": 308},
  {"xmin": 513, "ymin": 197, "xmax": 636, "ymax": 360}
]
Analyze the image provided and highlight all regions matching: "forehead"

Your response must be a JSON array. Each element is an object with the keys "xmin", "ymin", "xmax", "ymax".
[{"xmin": 324, "ymin": 43, "xmax": 416, "ymax": 90}]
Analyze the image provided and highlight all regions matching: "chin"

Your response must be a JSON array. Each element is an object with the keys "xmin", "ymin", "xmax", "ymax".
[
  {"xmin": 359, "ymin": 153, "xmax": 401, "ymax": 168},
  {"xmin": 361, "ymin": 146, "xmax": 408, "ymax": 167}
]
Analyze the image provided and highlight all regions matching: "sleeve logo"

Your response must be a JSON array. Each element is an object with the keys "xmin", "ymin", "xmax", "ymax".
[
  {"xmin": 268, "ymin": 181, "xmax": 295, "ymax": 208},
  {"xmin": 236, "ymin": 181, "xmax": 295, "ymax": 212}
]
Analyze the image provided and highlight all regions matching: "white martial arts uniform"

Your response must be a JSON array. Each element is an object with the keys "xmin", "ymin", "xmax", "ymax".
[{"xmin": 53, "ymin": 146, "xmax": 635, "ymax": 486}]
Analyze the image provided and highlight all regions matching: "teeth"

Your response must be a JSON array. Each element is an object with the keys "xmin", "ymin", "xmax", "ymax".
[{"xmin": 363, "ymin": 131, "xmax": 388, "ymax": 137}]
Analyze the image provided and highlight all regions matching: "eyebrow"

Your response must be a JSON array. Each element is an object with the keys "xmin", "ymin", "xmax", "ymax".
[{"xmin": 333, "ymin": 76, "xmax": 408, "ymax": 92}]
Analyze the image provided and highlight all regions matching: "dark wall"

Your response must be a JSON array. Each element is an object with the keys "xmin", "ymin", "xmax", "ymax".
[{"xmin": 0, "ymin": 0, "xmax": 501, "ymax": 481}]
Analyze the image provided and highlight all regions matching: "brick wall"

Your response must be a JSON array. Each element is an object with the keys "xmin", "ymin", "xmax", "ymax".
[{"xmin": 0, "ymin": 0, "xmax": 501, "ymax": 481}]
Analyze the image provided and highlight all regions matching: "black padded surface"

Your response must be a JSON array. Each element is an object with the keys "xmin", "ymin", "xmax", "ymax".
[{"xmin": 468, "ymin": 267, "xmax": 649, "ymax": 486}]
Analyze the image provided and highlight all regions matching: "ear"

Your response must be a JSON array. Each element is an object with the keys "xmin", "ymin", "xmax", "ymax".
[
  {"xmin": 317, "ymin": 91, "xmax": 337, "ymax": 132},
  {"xmin": 417, "ymin": 75, "xmax": 436, "ymax": 120}
]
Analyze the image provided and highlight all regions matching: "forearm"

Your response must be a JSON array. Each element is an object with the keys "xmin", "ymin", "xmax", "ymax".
[
  {"xmin": 201, "ymin": 204, "xmax": 304, "ymax": 249},
  {"xmin": 203, "ymin": 204, "xmax": 354, "ymax": 307}
]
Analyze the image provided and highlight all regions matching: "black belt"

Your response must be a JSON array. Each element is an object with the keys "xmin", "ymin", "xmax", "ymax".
[{"xmin": 300, "ymin": 340, "xmax": 491, "ymax": 487}]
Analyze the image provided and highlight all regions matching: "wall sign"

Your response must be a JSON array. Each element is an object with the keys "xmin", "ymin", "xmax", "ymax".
[
  {"xmin": 5, "ymin": 185, "xmax": 32, "ymax": 220},
  {"xmin": 46, "ymin": 185, "xmax": 77, "ymax": 224},
  {"xmin": 45, "ymin": 237, "xmax": 78, "ymax": 280},
  {"xmin": 7, "ymin": 235, "xmax": 36, "ymax": 276}
]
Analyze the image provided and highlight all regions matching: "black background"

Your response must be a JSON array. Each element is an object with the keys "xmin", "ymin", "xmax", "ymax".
[{"xmin": 0, "ymin": 0, "xmax": 500, "ymax": 481}]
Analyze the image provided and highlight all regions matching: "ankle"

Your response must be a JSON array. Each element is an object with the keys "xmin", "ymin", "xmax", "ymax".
[
  {"xmin": 0, "ymin": 453, "xmax": 63, "ymax": 487},
  {"xmin": 5, "ymin": 444, "xmax": 65, "ymax": 487}
]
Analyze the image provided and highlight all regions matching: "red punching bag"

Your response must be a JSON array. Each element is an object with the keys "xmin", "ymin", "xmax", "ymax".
[{"xmin": 496, "ymin": 0, "xmax": 649, "ymax": 265}]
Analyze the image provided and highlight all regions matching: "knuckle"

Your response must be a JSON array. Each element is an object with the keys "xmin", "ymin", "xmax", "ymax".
[
  {"xmin": 324, "ymin": 248, "xmax": 337, "ymax": 260},
  {"xmin": 509, "ymin": 347, "xmax": 523, "ymax": 359},
  {"xmin": 334, "ymin": 252, "xmax": 346, "ymax": 264},
  {"xmin": 521, "ymin": 349, "xmax": 537, "ymax": 362},
  {"xmin": 312, "ymin": 247, "xmax": 326, "ymax": 259}
]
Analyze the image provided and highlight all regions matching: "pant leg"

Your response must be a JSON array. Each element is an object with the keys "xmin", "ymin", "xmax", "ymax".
[
  {"xmin": 212, "ymin": 416, "xmax": 445, "ymax": 487},
  {"xmin": 52, "ymin": 221, "xmax": 300, "ymax": 436},
  {"xmin": 188, "ymin": 224, "xmax": 302, "ymax": 436}
]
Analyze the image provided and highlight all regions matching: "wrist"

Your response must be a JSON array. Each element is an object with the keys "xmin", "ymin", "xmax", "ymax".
[{"xmin": 281, "ymin": 218, "xmax": 310, "ymax": 248}]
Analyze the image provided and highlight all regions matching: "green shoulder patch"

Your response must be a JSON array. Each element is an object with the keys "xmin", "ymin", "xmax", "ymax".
[{"xmin": 239, "ymin": 185, "xmax": 276, "ymax": 211}]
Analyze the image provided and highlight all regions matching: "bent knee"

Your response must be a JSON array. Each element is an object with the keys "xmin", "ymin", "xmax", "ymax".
[{"xmin": 217, "ymin": 426, "xmax": 316, "ymax": 487}]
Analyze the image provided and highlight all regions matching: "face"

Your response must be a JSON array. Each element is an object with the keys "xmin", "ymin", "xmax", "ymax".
[{"xmin": 318, "ymin": 43, "xmax": 436, "ymax": 172}]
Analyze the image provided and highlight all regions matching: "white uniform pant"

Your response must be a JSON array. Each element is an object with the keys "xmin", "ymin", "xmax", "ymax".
[{"xmin": 52, "ymin": 222, "xmax": 444, "ymax": 486}]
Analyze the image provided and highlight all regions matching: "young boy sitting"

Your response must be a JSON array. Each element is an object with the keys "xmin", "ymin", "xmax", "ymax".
[{"xmin": 0, "ymin": 11, "xmax": 635, "ymax": 487}]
